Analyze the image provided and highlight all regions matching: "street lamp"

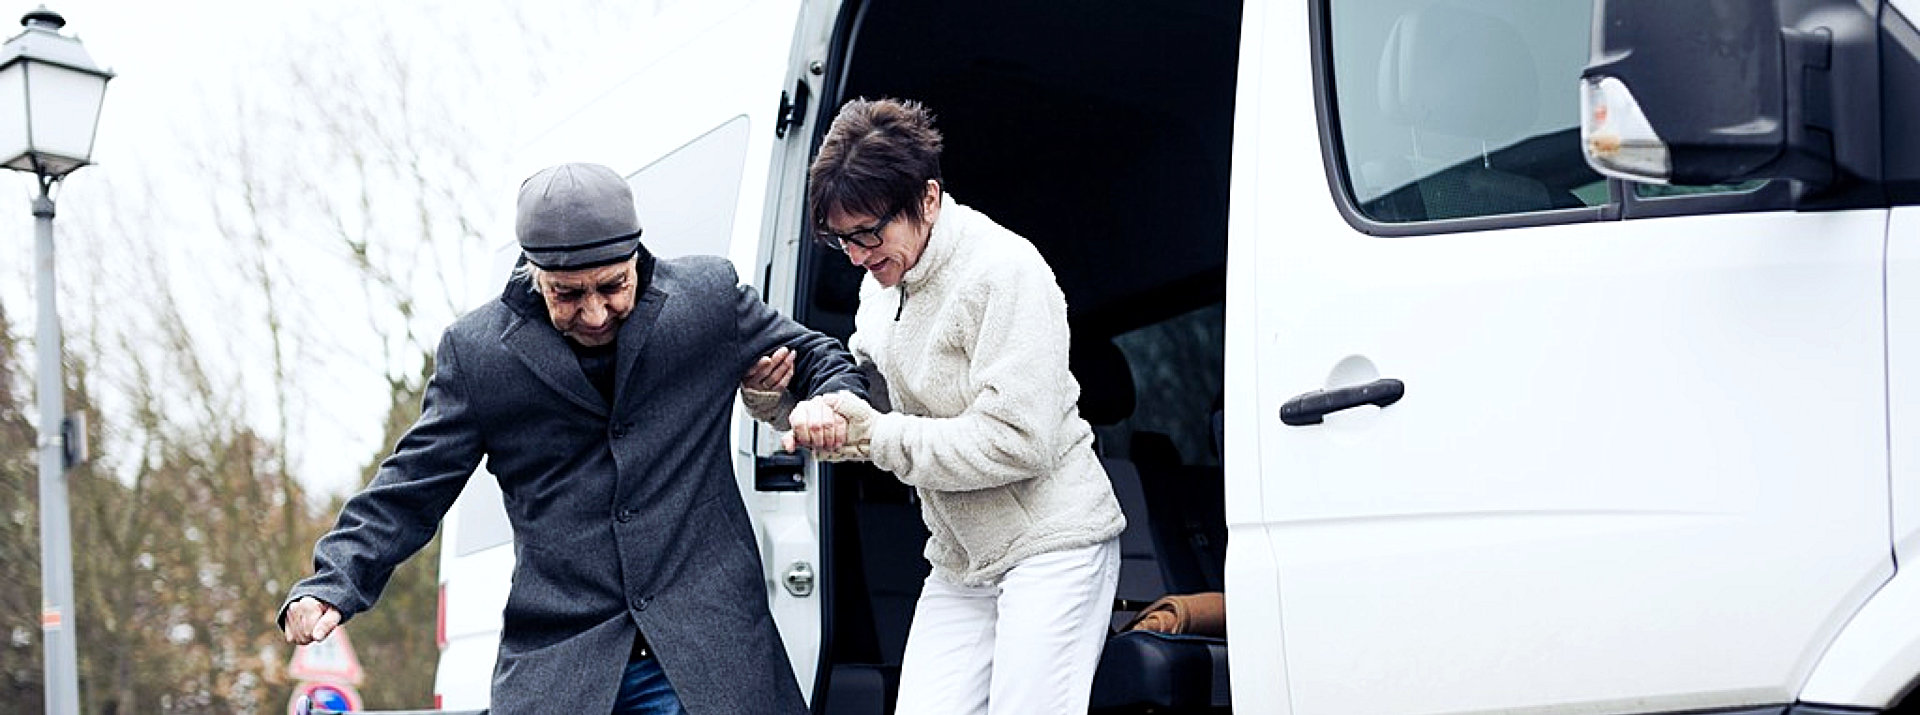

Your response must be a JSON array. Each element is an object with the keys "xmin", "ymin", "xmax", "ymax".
[{"xmin": 0, "ymin": 5, "xmax": 111, "ymax": 714}]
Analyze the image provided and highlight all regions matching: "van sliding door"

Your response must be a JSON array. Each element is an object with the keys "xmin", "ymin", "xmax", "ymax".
[{"xmin": 1228, "ymin": 1, "xmax": 1894, "ymax": 712}]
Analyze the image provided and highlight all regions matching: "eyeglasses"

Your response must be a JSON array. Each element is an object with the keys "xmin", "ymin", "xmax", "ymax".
[{"xmin": 815, "ymin": 212, "xmax": 894, "ymax": 252}]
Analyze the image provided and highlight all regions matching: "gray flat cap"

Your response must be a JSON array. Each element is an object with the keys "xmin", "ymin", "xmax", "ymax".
[{"xmin": 516, "ymin": 163, "xmax": 644, "ymax": 270}]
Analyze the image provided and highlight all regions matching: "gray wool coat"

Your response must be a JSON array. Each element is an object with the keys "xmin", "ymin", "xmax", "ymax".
[{"xmin": 281, "ymin": 254, "xmax": 864, "ymax": 714}]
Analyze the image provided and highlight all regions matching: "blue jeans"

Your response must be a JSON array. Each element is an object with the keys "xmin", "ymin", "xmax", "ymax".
[{"xmin": 612, "ymin": 657, "xmax": 685, "ymax": 714}]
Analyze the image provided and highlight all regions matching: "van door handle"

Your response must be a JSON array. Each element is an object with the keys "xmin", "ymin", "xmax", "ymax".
[
  {"xmin": 1281, "ymin": 379, "xmax": 1405, "ymax": 426},
  {"xmin": 755, "ymin": 452, "xmax": 807, "ymax": 491}
]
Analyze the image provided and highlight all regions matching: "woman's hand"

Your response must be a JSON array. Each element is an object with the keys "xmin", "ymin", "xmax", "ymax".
[
  {"xmin": 782, "ymin": 391, "xmax": 877, "ymax": 462},
  {"xmin": 821, "ymin": 391, "xmax": 877, "ymax": 446},
  {"xmin": 784, "ymin": 395, "xmax": 849, "ymax": 451}
]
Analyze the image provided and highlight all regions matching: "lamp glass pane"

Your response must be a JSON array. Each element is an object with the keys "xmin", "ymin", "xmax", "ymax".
[
  {"xmin": 0, "ymin": 63, "xmax": 27, "ymax": 170},
  {"xmin": 24, "ymin": 62, "xmax": 106, "ymax": 165}
]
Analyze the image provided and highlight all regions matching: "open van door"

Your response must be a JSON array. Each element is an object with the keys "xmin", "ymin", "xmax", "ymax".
[
  {"xmin": 1229, "ymin": 1, "xmax": 1893, "ymax": 712},
  {"xmin": 497, "ymin": 0, "xmax": 844, "ymax": 702}
]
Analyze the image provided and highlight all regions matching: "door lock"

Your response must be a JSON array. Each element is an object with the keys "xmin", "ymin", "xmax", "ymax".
[{"xmin": 783, "ymin": 562, "xmax": 815, "ymax": 597}]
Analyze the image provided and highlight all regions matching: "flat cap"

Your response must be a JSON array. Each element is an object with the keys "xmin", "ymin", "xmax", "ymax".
[{"xmin": 516, "ymin": 163, "xmax": 643, "ymax": 270}]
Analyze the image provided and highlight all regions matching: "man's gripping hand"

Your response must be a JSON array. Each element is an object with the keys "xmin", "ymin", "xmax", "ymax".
[{"xmin": 282, "ymin": 596, "xmax": 342, "ymax": 646}]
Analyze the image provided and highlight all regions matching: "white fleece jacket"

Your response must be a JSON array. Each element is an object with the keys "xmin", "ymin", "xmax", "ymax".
[{"xmin": 849, "ymin": 194, "xmax": 1125, "ymax": 586}]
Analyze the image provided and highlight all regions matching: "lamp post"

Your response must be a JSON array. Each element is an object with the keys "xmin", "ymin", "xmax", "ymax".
[{"xmin": 0, "ymin": 6, "xmax": 111, "ymax": 714}]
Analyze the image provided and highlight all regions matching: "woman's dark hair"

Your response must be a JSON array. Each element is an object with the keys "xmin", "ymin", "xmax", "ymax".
[{"xmin": 808, "ymin": 98, "xmax": 944, "ymax": 232}]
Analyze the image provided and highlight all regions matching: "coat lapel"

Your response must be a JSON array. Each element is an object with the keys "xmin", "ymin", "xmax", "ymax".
[
  {"xmin": 612, "ymin": 282, "xmax": 668, "ymax": 411},
  {"xmin": 500, "ymin": 313, "xmax": 609, "ymax": 417}
]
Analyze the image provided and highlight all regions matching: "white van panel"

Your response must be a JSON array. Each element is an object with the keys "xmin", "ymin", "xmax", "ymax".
[
  {"xmin": 1222, "ymin": 0, "xmax": 1285, "ymax": 707},
  {"xmin": 432, "ymin": 628, "xmax": 502, "ymax": 711},
  {"xmin": 434, "ymin": 468, "xmax": 514, "ymax": 702},
  {"xmin": 1799, "ymin": 566, "xmax": 1920, "ymax": 708},
  {"xmin": 440, "ymin": 478, "xmax": 513, "ymax": 641},
  {"xmin": 440, "ymin": 549, "xmax": 512, "ymax": 649},
  {"xmin": 1237, "ymin": 2, "xmax": 1893, "ymax": 712},
  {"xmin": 513, "ymin": 0, "xmax": 799, "ymax": 275},
  {"xmin": 1888, "ymin": 206, "xmax": 1920, "ymax": 568}
]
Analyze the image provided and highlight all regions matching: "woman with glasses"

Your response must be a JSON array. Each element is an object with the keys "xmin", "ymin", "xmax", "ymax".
[{"xmin": 741, "ymin": 97, "xmax": 1126, "ymax": 715}]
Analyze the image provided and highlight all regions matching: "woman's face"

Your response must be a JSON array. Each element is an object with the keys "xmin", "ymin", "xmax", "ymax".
[{"xmin": 824, "ymin": 181, "xmax": 941, "ymax": 288}]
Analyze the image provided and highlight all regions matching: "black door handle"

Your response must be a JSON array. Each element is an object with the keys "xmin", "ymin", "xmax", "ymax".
[
  {"xmin": 1281, "ymin": 378, "xmax": 1405, "ymax": 426},
  {"xmin": 755, "ymin": 452, "xmax": 807, "ymax": 491}
]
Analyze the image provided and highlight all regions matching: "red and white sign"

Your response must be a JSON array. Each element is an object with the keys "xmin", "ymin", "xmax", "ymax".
[
  {"xmin": 287, "ymin": 680, "xmax": 361, "ymax": 715},
  {"xmin": 288, "ymin": 628, "xmax": 365, "ymax": 685}
]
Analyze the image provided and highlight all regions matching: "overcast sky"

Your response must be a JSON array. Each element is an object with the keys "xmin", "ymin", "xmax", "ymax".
[{"xmin": 0, "ymin": 0, "xmax": 661, "ymax": 497}]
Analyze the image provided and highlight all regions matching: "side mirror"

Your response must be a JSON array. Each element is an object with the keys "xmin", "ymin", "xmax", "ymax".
[{"xmin": 1580, "ymin": 0, "xmax": 1875, "ymax": 189}]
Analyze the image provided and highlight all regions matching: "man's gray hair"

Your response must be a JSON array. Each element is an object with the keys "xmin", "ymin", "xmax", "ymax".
[{"xmin": 512, "ymin": 260, "xmax": 544, "ymax": 293}]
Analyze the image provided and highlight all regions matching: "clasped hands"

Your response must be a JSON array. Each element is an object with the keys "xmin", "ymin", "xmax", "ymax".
[
  {"xmin": 783, "ymin": 392, "xmax": 876, "ymax": 461},
  {"xmin": 742, "ymin": 347, "xmax": 876, "ymax": 461}
]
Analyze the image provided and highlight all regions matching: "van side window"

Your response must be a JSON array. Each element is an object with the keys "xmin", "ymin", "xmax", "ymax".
[
  {"xmin": 625, "ymin": 115, "xmax": 753, "ymax": 258},
  {"xmin": 1327, "ymin": 0, "xmax": 1604, "ymax": 224},
  {"xmin": 1112, "ymin": 303, "xmax": 1226, "ymax": 468}
]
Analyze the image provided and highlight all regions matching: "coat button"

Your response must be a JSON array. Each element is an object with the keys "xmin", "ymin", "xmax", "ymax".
[
  {"xmin": 616, "ymin": 508, "xmax": 635, "ymax": 523},
  {"xmin": 611, "ymin": 423, "xmax": 628, "ymax": 438}
]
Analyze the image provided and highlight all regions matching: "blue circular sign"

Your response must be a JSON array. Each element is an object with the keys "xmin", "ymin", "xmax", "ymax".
[{"xmin": 308, "ymin": 684, "xmax": 352, "ymax": 711}]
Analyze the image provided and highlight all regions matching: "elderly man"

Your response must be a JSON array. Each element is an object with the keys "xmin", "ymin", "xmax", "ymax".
[{"xmin": 278, "ymin": 163, "xmax": 864, "ymax": 714}]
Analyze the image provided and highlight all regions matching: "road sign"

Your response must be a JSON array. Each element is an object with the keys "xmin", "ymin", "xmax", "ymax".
[
  {"xmin": 288, "ymin": 628, "xmax": 365, "ymax": 685},
  {"xmin": 288, "ymin": 681, "xmax": 361, "ymax": 715}
]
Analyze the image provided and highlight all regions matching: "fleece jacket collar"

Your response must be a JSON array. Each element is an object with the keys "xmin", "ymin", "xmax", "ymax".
[{"xmin": 899, "ymin": 193, "xmax": 963, "ymax": 291}]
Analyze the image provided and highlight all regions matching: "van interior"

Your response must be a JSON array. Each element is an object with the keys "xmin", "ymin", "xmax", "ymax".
[{"xmin": 791, "ymin": 1, "xmax": 1242, "ymax": 712}]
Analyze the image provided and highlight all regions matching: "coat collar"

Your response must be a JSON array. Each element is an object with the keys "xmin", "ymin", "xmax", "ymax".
[
  {"xmin": 497, "ymin": 249, "xmax": 663, "ymax": 416},
  {"xmin": 900, "ymin": 192, "xmax": 963, "ymax": 290}
]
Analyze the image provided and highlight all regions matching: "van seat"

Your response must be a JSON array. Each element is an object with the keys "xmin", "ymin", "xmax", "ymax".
[
  {"xmin": 1092, "ymin": 631, "xmax": 1230, "ymax": 713},
  {"xmin": 1131, "ymin": 432, "xmax": 1226, "ymax": 594},
  {"xmin": 1106, "ymin": 457, "xmax": 1170, "ymax": 610},
  {"xmin": 1072, "ymin": 335, "xmax": 1164, "ymax": 610},
  {"xmin": 1072, "ymin": 336, "xmax": 1229, "ymax": 713}
]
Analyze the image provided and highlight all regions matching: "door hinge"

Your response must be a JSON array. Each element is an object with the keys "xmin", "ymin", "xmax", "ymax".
[{"xmin": 775, "ymin": 78, "xmax": 812, "ymax": 139}]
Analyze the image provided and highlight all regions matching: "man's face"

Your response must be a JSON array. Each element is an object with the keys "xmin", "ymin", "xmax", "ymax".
[{"xmin": 537, "ymin": 259, "xmax": 639, "ymax": 346}]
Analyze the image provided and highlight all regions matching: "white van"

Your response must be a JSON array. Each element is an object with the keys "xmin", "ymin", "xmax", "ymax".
[{"xmin": 433, "ymin": 1, "xmax": 1920, "ymax": 713}]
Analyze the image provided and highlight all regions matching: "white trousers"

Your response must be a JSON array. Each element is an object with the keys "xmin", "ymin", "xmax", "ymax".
[{"xmin": 893, "ymin": 538, "xmax": 1121, "ymax": 715}]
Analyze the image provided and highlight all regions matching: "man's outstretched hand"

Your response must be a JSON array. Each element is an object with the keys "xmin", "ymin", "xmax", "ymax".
[{"xmin": 282, "ymin": 596, "xmax": 342, "ymax": 646}]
